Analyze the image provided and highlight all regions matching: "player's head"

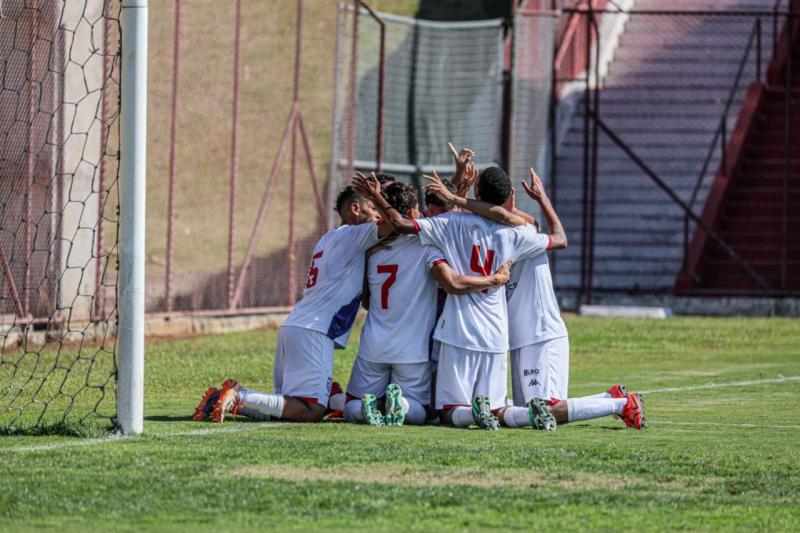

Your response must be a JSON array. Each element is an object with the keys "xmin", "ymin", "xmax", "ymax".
[
  {"xmin": 376, "ymin": 173, "xmax": 396, "ymax": 189},
  {"xmin": 335, "ymin": 185, "xmax": 378, "ymax": 225},
  {"xmin": 475, "ymin": 166, "xmax": 512, "ymax": 206},
  {"xmin": 425, "ymin": 178, "xmax": 457, "ymax": 216},
  {"xmin": 384, "ymin": 181, "xmax": 420, "ymax": 219}
]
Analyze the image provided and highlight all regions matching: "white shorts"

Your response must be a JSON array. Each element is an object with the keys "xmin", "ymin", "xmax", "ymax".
[
  {"xmin": 346, "ymin": 357, "xmax": 432, "ymax": 405},
  {"xmin": 510, "ymin": 336, "xmax": 569, "ymax": 406},
  {"xmin": 435, "ymin": 343, "xmax": 507, "ymax": 410},
  {"xmin": 273, "ymin": 325, "xmax": 335, "ymax": 406}
]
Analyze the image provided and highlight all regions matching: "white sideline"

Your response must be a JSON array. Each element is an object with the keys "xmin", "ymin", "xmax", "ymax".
[
  {"xmin": 640, "ymin": 375, "xmax": 800, "ymax": 395},
  {"xmin": 654, "ymin": 420, "xmax": 800, "ymax": 430},
  {"xmin": 0, "ymin": 422, "xmax": 294, "ymax": 454}
]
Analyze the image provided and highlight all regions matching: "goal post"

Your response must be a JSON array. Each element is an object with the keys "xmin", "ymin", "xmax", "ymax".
[{"xmin": 117, "ymin": 0, "xmax": 148, "ymax": 436}]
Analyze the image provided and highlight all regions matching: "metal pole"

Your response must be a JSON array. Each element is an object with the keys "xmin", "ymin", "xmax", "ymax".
[
  {"xmin": 226, "ymin": 0, "xmax": 242, "ymax": 309},
  {"xmin": 580, "ymin": 7, "xmax": 590, "ymax": 302},
  {"xmin": 587, "ymin": 7, "xmax": 599, "ymax": 304},
  {"xmin": 24, "ymin": 0, "xmax": 39, "ymax": 317},
  {"xmin": 288, "ymin": 0, "xmax": 303, "ymax": 306},
  {"xmin": 358, "ymin": 1, "xmax": 386, "ymax": 173},
  {"xmin": 782, "ymin": 13, "xmax": 791, "ymax": 290},
  {"xmin": 118, "ymin": 0, "xmax": 148, "ymax": 436},
  {"xmin": 549, "ymin": 6, "xmax": 559, "ymax": 280},
  {"xmin": 346, "ymin": 0, "xmax": 359, "ymax": 181},
  {"xmin": 165, "ymin": 0, "xmax": 181, "ymax": 313}
]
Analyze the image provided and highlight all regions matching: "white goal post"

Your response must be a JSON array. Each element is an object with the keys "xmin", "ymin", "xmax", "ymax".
[{"xmin": 117, "ymin": 0, "xmax": 148, "ymax": 436}]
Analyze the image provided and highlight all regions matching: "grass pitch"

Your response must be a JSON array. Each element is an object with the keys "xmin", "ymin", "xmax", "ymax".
[{"xmin": 1, "ymin": 316, "xmax": 799, "ymax": 531}]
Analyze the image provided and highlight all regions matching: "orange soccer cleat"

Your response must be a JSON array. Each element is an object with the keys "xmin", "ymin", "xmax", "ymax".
[
  {"xmin": 211, "ymin": 379, "xmax": 241, "ymax": 423},
  {"xmin": 621, "ymin": 393, "xmax": 647, "ymax": 430},
  {"xmin": 192, "ymin": 386, "xmax": 220, "ymax": 421}
]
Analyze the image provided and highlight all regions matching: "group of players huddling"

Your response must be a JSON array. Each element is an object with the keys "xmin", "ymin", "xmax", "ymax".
[{"xmin": 192, "ymin": 144, "xmax": 646, "ymax": 431}]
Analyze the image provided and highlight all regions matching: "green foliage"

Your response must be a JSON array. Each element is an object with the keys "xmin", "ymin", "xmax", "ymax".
[{"xmin": 0, "ymin": 317, "xmax": 798, "ymax": 531}]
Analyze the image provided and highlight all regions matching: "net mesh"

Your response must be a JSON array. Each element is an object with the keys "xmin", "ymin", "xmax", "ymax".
[
  {"xmin": 0, "ymin": 0, "xmax": 120, "ymax": 435},
  {"xmin": 331, "ymin": 6, "xmax": 505, "ymax": 194}
]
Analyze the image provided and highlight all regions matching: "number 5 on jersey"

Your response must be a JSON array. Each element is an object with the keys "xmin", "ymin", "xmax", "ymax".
[
  {"xmin": 377, "ymin": 264, "xmax": 398, "ymax": 309},
  {"xmin": 306, "ymin": 251, "xmax": 323, "ymax": 288}
]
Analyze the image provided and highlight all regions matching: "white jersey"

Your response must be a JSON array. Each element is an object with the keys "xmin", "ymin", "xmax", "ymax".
[
  {"xmin": 506, "ymin": 253, "xmax": 568, "ymax": 349},
  {"xmin": 283, "ymin": 222, "xmax": 381, "ymax": 348},
  {"xmin": 358, "ymin": 235, "xmax": 445, "ymax": 364},
  {"xmin": 413, "ymin": 213, "xmax": 550, "ymax": 353}
]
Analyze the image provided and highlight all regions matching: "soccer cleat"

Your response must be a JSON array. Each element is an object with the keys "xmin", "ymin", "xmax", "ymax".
[
  {"xmin": 384, "ymin": 383, "xmax": 406, "ymax": 426},
  {"xmin": 192, "ymin": 386, "xmax": 220, "ymax": 421},
  {"xmin": 211, "ymin": 379, "xmax": 241, "ymax": 423},
  {"xmin": 471, "ymin": 395, "xmax": 499, "ymax": 431},
  {"xmin": 361, "ymin": 394, "xmax": 385, "ymax": 426},
  {"xmin": 607, "ymin": 384, "xmax": 628, "ymax": 398},
  {"xmin": 607, "ymin": 384, "xmax": 628, "ymax": 420},
  {"xmin": 528, "ymin": 397, "xmax": 557, "ymax": 431},
  {"xmin": 621, "ymin": 393, "xmax": 647, "ymax": 430}
]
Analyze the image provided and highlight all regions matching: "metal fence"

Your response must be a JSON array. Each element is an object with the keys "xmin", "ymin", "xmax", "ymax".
[{"xmin": 551, "ymin": 2, "xmax": 798, "ymax": 301}]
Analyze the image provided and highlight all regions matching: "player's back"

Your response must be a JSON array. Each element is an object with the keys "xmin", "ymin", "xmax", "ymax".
[
  {"xmin": 506, "ymin": 253, "xmax": 567, "ymax": 350},
  {"xmin": 414, "ymin": 212, "xmax": 550, "ymax": 353},
  {"xmin": 283, "ymin": 222, "xmax": 380, "ymax": 347},
  {"xmin": 358, "ymin": 235, "xmax": 444, "ymax": 364}
]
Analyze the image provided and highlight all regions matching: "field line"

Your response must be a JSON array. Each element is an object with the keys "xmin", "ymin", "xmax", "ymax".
[
  {"xmin": 640, "ymin": 375, "xmax": 800, "ymax": 395},
  {"xmin": 654, "ymin": 420, "xmax": 800, "ymax": 429},
  {"xmin": 0, "ymin": 422, "xmax": 294, "ymax": 454}
]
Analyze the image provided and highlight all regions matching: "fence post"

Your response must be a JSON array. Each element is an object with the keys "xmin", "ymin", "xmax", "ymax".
[
  {"xmin": 118, "ymin": 0, "xmax": 148, "ymax": 436},
  {"xmin": 165, "ymin": 0, "xmax": 181, "ymax": 313},
  {"xmin": 226, "ymin": 0, "xmax": 242, "ymax": 309}
]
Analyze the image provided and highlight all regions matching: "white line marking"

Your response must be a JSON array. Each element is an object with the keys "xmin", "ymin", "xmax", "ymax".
[
  {"xmin": 640, "ymin": 375, "xmax": 800, "ymax": 395},
  {"xmin": 0, "ymin": 422, "xmax": 294, "ymax": 454},
  {"xmin": 654, "ymin": 420, "xmax": 800, "ymax": 429}
]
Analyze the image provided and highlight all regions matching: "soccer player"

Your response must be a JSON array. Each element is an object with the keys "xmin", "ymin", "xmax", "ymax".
[
  {"xmin": 345, "ymin": 182, "xmax": 511, "ymax": 426},
  {"xmin": 435, "ymin": 167, "xmax": 647, "ymax": 431},
  {"xmin": 194, "ymin": 185, "xmax": 395, "ymax": 424},
  {"xmin": 352, "ymin": 167, "xmax": 564, "ymax": 430}
]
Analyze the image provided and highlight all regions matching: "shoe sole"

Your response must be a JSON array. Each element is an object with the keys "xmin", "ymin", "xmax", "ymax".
[
  {"xmin": 211, "ymin": 381, "xmax": 239, "ymax": 423},
  {"xmin": 361, "ymin": 394, "xmax": 385, "ymax": 426},
  {"xmin": 384, "ymin": 384, "xmax": 405, "ymax": 426},
  {"xmin": 472, "ymin": 395, "xmax": 499, "ymax": 431},
  {"xmin": 193, "ymin": 387, "xmax": 218, "ymax": 421},
  {"xmin": 528, "ymin": 398, "xmax": 557, "ymax": 431}
]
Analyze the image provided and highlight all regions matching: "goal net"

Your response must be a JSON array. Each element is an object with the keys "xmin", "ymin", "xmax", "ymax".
[{"xmin": 0, "ymin": 0, "xmax": 121, "ymax": 435}]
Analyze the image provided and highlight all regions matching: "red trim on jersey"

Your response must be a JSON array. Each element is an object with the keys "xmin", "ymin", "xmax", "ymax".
[
  {"xmin": 546, "ymin": 235, "xmax": 553, "ymax": 250},
  {"xmin": 411, "ymin": 218, "xmax": 421, "ymax": 233},
  {"xmin": 431, "ymin": 259, "xmax": 448, "ymax": 267}
]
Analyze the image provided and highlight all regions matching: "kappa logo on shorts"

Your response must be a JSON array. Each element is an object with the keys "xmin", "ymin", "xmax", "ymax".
[
  {"xmin": 522, "ymin": 368, "xmax": 540, "ymax": 377},
  {"xmin": 529, "ymin": 378, "xmax": 540, "ymax": 387}
]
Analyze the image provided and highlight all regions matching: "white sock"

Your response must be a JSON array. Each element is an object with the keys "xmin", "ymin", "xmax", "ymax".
[
  {"xmin": 329, "ymin": 392, "xmax": 346, "ymax": 412},
  {"xmin": 344, "ymin": 399, "xmax": 363, "ymax": 423},
  {"xmin": 450, "ymin": 406, "xmax": 475, "ymax": 428},
  {"xmin": 237, "ymin": 388, "xmax": 286, "ymax": 419},
  {"xmin": 402, "ymin": 398, "xmax": 427, "ymax": 425},
  {"xmin": 235, "ymin": 406, "xmax": 271, "ymax": 421},
  {"xmin": 567, "ymin": 397, "xmax": 627, "ymax": 422},
  {"xmin": 501, "ymin": 406, "xmax": 530, "ymax": 428},
  {"xmin": 584, "ymin": 391, "xmax": 612, "ymax": 399}
]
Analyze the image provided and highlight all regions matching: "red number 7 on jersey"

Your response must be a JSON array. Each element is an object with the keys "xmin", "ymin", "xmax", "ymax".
[{"xmin": 377, "ymin": 264, "xmax": 398, "ymax": 309}]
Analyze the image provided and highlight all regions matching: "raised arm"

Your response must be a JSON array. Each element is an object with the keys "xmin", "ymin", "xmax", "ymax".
[
  {"xmin": 447, "ymin": 142, "xmax": 475, "ymax": 187},
  {"xmin": 352, "ymin": 173, "xmax": 418, "ymax": 235},
  {"xmin": 424, "ymin": 170, "xmax": 528, "ymax": 227},
  {"xmin": 431, "ymin": 260, "xmax": 511, "ymax": 295},
  {"xmin": 520, "ymin": 168, "xmax": 567, "ymax": 250}
]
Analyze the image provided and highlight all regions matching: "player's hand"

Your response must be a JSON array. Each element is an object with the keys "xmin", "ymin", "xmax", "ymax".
[
  {"xmin": 448, "ymin": 142, "xmax": 475, "ymax": 172},
  {"xmin": 490, "ymin": 259, "xmax": 513, "ymax": 286},
  {"xmin": 352, "ymin": 171, "xmax": 382, "ymax": 200},
  {"xmin": 456, "ymin": 163, "xmax": 478, "ymax": 198},
  {"xmin": 424, "ymin": 170, "xmax": 458, "ymax": 204},
  {"xmin": 520, "ymin": 167, "xmax": 547, "ymax": 203}
]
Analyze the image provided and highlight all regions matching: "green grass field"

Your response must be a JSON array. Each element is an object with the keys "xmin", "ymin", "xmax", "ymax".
[{"xmin": 1, "ymin": 316, "xmax": 799, "ymax": 531}]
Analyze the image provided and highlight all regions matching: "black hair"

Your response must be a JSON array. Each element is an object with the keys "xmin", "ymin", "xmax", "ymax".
[
  {"xmin": 334, "ymin": 185, "xmax": 360, "ymax": 215},
  {"xmin": 376, "ymin": 173, "xmax": 396, "ymax": 187},
  {"xmin": 425, "ymin": 178, "xmax": 457, "ymax": 208},
  {"xmin": 383, "ymin": 181, "xmax": 418, "ymax": 215},
  {"xmin": 477, "ymin": 166, "xmax": 512, "ymax": 205}
]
